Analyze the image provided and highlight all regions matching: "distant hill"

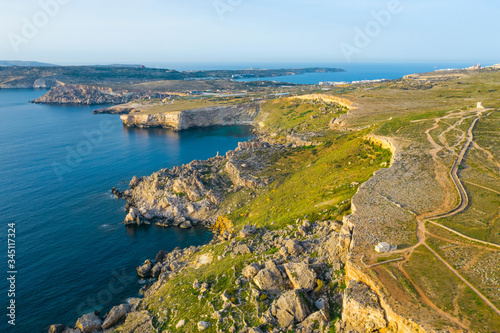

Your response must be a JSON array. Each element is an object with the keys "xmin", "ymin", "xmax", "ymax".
[
  {"xmin": 95, "ymin": 64, "xmax": 145, "ymax": 68},
  {"xmin": 0, "ymin": 60, "xmax": 57, "ymax": 67}
]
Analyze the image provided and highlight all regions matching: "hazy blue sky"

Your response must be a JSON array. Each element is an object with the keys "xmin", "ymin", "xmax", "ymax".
[{"xmin": 0, "ymin": 0, "xmax": 498, "ymax": 65}]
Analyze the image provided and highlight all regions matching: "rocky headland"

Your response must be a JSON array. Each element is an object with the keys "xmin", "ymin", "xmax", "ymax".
[
  {"xmin": 31, "ymin": 85, "xmax": 172, "ymax": 105},
  {"xmin": 119, "ymin": 102, "xmax": 262, "ymax": 131}
]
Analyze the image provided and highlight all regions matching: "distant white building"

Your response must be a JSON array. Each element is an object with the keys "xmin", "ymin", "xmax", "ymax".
[
  {"xmin": 375, "ymin": 242, "xmax": 392, "ymax": 253},
  {"xmin": 477, "ymin": 102, "xmax": 484, "ymax": 109}
]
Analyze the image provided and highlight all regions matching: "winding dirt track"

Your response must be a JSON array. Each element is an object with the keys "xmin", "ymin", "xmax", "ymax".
[
  {"xmin": 421, "ymin": 109, "xmax": 500, "ymax": 317},
  {"xmin": 391, "ymin": 108, "xmax": 500, "ymax": 328}
]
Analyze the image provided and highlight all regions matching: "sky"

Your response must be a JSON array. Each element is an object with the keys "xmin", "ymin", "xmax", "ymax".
[{"xmin": 0, "ymin": 0, "xmax": 498, "ymax": 66}]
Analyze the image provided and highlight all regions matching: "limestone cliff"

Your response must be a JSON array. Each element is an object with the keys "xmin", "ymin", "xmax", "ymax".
[{"xmin": 120, "ymin": 102, "xmax": 262, "ymax": 131}]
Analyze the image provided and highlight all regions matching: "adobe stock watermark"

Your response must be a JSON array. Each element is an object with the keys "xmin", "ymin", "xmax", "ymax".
[
  {"xmin": 75, "ymin": 268, "xmax": 136, "ymax": 316},
  {"xmin": 52, "ymin": 120, "xmax": 115, "ymax": 182},
  {"xmin": 339, "ymin": 0, "xmax": 403, "ymax": 62},
  {"xmin": 213, "ymin": 0, "xmax": 243, "ymax": 21},
  {"xmin": 8, "ymin": 0, "xmax": 72, "ymax": 53}
]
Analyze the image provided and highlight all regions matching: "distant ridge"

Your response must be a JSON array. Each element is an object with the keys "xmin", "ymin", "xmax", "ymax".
[{"xmin": 0, "ymin": 60, "xmax": 57, "ymax": 67}]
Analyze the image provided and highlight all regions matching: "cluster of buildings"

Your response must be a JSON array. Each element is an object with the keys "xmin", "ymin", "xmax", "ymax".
[
  {"xmin": 319, "ymin": 79, "xmax": 387, "ymax": 86},
  {"xmin": 468, "ymin": 64, "xmax": 482, "ymax": 70}
]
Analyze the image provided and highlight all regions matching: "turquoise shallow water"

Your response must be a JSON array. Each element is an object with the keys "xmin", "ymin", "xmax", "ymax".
[{"xmin": 0, "ymin": 89, "xmax": 253, "ymax": 332}]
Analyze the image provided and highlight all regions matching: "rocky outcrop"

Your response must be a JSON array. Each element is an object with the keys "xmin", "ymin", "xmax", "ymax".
[
  {"xmin": 271, "ymin": 290, "xmax": 311, "ymax": 328},
  {"xmin": 340, "ymin": 280, "xmax": 387, "ymax": 333},
  {"xmin": 117, "ymin": 137, "xmax": 284, "ymax": 229},
  {"xmin": 120, "ymin": 102, "xmax": 262, "ymax": 131},
  {"xmin": 32, "ymin": 85, "xmax": 133, "ymax": 105},
  {"xmin": 32, "ymin": 85, "xmax": 171, "ymax": 105},
  {"xmin": 284, "ymin": 262, "xmax": 317, "ymax": 290}
]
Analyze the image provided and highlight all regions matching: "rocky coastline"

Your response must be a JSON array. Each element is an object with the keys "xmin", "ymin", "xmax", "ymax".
[
  {"xmin": 113, "ymin": 137, "xmax": 286, "ymax": 231},
  {"xmin": 119, "ymin": 102, "xmax": 263, "ymax": 131},
  {"xmin": 31, "ymin": 85, "xmax": 172, "ymax": 105},
  {"xmin": 49, "ymin": 131, "xmax": 402, "ymax": 333}
]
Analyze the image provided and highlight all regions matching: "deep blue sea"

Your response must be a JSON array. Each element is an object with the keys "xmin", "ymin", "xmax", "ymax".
[
  {"xmin": 141, "ymin": 61, "xmax": 477, "ymax": 84},
  {"xmin": 0, "ymin": 89, "xmax": 253, "ymax": 332}
]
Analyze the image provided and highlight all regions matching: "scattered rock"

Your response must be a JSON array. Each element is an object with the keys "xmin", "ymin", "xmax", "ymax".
[
  {"xmin": 151, "ymin": 263, "xmax": 163, "ymax": 278},
  {"xmin": 176, "ymin": 319, "xmax": 186, "ymax": 328},
  {"xmin": 75, "ymin": 312, "xmax": 102, "ymax": 333},
  {"xmin": 253, "ymin": 260, "xmax": 284, "ymax": 295},
  {"xmin": 273, "ymin": 290, "xmax": 311, "ymax": 328},
  {"xmin": 48, "ymin": 324, "xmax": 66, "ymax": 333},
  {"xmin": 137, "ymin": 260, "xmax": 153, "ymax": 278},
  {"xmin": 102, "ymin": 304, "xmax": 130, "ymax": 329},
  {"xmin": 285, "ymin": 239, "xmax": 304, "ymax": 256},
  {"xmin": 240, "ymin": 225, "xmax": 257, "ymax": 237},
  {"xmin": 197, "ymin": 321, "xmax": 210, "ymax": 331},
  {"xmin": 242, "ymin": 263, "xmax": 262, "ymax": 279},
  {"xmin": 284, "ymin": 262, "xmax": 317, "ymax": 291},
  {"xmin": 234, "ymin": 243, "xmax": 253, "ymax": 255},
  {"xmin": 180, "ymin": 220, "xmax": 192, "ymax": 229}
]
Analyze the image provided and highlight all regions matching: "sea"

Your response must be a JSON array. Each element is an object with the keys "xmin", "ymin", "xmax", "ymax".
[
  {"xmin": 0, "ymin": 89, "xmax": 253, "ymax": 332},
  {"xmin": 0, "ymin": 63, "xmax": 477, "ymax": 332}
]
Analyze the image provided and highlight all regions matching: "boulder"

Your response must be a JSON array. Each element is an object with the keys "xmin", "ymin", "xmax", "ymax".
[
  {"xmin": 234, "ymin": 243, "xmax": 252, "ymax": 255},
  {"xmin": 176, "ymin": 319, "xmax": 186, "ymax": 328},
  {"xmin": 253, "ymin": 260, "xmax": 284, "ymax": 295},
  {"xmin": 284, "ymin": 262, "xmax": 317, "ymax": 291},
  {"xmin": 342, "ymin": 281, "xmax": 387, "ymax": 333},
  {"xmin": 242, "ymin": 263, "xmax": 262, "ymax": 279},
  {"xmin": 75, "ymin": 312, "xmax": 102, "ymax": 333},
  {"xmin": 296, "ymin": 310, "xmax": 329, "ymax": 333},
  {"xmin": 137, "ymin": 260, "xmax": 153, "ymax": 278},
  {"xmin": 240, "ymin": 225, "xmax": 257, "ymax": 237},
  {"xmin": 180, "ymin": 220, "xmax": 192, "ymax": 229},
  {"xmin": 284, "ymin": 239, "xmax": 304, "ymax": 256},
  {"xmin": 151, "ymin": 262, "xmax": 163, "ymax": 278},
  {"xmin": 155, "ymin": 250, "xmax": 166, "ymax": 263},
  {"xmin": 274, "ymin": 290, "xmax": 311, "ymax": 328},
  {"xmin": 129, "ymin": 176, "xmax": 141, "ymax": 189},
  {"xmin": 128, "ymin": 298, "xmax": 141, "ymax": 312},
  {"xmin": 102, "ymin": 303, "xmax": 130, "ymax": 329},
  {"xmin": 249, "ymin": 328, "xmax": 264, "ymax": 333},
  {"xmin": 48, "ymin": 324, "xmax": 66, "ymax": 333},
  {"xmin": 197, "ymin": 321, "xmax": 210, "ymax": 331}
]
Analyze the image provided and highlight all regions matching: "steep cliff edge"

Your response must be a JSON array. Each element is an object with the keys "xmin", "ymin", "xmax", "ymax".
[{"xmin": 120, "ymin": 102, "xmax": 263, "ymax": 131}]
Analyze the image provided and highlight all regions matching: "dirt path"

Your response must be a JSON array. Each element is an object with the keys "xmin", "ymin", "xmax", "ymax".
[
  {"xmin": 462, "ymin": 180, "xmax": 500, "ymax": 195},
  {"xmin": 425, "ymin": 230, "xmax": 500, "ymax": 251},
  {"xmin": 423, "ymin": 243, "xmax": 500, "ymax": 316},
  {"xmin": 397, "ymin": 263, "xmax": 469, "ymax": 330},
  {"xmin": 395, "ymin": 108, "xmax": 500, "ymax": 323},
  {"xmin": 427, "ymin": 220, "xmax": 500, "ymax": 249},
  {"xmin": 431, "ymin": 116, "xmax": 479, "ymax": 219},
  {"xmin": 416, "ymin": 108, "xmax": 500, "ymax": 317}
]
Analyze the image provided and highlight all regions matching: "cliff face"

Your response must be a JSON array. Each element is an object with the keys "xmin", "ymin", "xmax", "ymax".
[{"xmin": 120, "ymin": 102, "xmax": 262, "ymax": 131}]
